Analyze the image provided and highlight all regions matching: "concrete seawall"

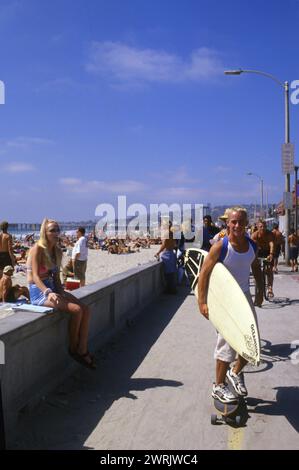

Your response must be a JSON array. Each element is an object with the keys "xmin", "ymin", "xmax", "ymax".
[{"xmin": 0, "ymin": 261, "xmax": 163, "ymax": 444}]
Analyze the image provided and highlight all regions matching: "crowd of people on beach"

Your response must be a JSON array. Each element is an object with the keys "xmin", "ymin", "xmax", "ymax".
[{"xmin": 0, "ymin": 221, "xmax": 163, "ymax": 297}]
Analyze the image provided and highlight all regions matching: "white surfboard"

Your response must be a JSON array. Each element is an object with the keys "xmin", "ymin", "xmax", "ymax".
[{"xmin": 185, "ymin": 248, "xmax": 260, "ymax": 365}]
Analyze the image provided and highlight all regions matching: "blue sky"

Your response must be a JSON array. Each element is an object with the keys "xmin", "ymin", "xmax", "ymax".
[{"xmin": 1, "ymin": 0, "xmax": 299, "ymax": 221}]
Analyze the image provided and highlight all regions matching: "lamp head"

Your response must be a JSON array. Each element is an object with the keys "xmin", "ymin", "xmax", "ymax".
[{"xmin": 224, "ymin": 69, "xmax": 243, "ymax": 75}]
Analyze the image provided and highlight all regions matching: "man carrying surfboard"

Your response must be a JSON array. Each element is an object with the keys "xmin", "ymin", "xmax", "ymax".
[{"xmin": 198, "ymin": 207, "xmax": 261, "ymax": 403}]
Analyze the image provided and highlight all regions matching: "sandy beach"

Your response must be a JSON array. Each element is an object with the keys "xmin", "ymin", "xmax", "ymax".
[
  {"xmin": 85, "ymin": 245, "xmax": 158, "ymax": 284},
  {"xmin": 12, "ymin": 245, "xmax": 159, "ymax": 288}
]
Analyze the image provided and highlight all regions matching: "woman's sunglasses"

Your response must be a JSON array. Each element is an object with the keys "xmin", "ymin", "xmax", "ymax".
[{"xmin": 47, "ymin": 228, "xmax": 60, "ymax": 233}]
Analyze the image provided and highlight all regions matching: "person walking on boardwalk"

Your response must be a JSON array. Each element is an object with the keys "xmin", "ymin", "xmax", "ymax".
[
  {"xmin": 155, "ymin": 221, "xmax": 177, "ymax": 294},
  {"xmin": 201, "ymin": 215, "xmax": 220, "ymax": 251},
  {"xmin": 288, "ymin": 229, "xmax": 298, "ymax": 272},
  {"xmin": 272, "ymin": 223, "xmax": 284, "ymax": 274},
  {"xmin": 251, "ymin": 220, "xmax": 275, "ymax": 299},
  {"xmin": 27, "ymin": 218, "xmax": 95, "ymax": 369},
  {"xmin": 198, "ymin": 207, "xmax": 261, "ymax": 403}
]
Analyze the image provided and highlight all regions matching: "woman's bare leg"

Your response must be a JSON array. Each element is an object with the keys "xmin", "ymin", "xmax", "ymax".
[
  {"xmin": 44, "ymin": 292, "xmax": 94, "ymax": 365},
  {"xmin": 68, "ymin": 310, "xmax": 83, "ymax": 352},
  {"xmin": 59, "ymin": 291, "xmax": 91, "ymax": 354},
  {"xmin": 77, "ymin": 305, "xmax": 91, "ymax": 355}
]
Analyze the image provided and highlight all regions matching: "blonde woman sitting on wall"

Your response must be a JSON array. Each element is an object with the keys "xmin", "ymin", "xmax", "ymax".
[{"xmin": 27, "ymin": 218, "xmax": 95, "ymax": 369}]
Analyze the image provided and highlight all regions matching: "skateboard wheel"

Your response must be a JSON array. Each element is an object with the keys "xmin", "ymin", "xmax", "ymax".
[
  {"xmin": 211, "ymin": 414, "xmax": 218, "ymax": 425},
  {"xmin": 235, "ymin": 415, "xmax": 242, "ymax": 426}
]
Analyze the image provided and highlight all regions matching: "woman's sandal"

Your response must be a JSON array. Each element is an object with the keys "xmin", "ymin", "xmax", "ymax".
[
  {"xmin": 68, "ymin": 349, "xmax": 96, "ymax": 370},
  {"xmin": 76, "ymin": 352, "xmax": 96, "ymax": 370}
]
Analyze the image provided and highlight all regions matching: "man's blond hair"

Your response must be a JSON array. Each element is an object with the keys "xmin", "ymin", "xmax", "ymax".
[{"xmin": 226, "ymin": 206, "xmax": 248, "ymax": 221}]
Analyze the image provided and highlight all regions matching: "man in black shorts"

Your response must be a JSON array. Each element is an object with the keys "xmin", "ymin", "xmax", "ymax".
[
  {"xmin": 251, "ymin": 220, "xmax": 275, "ymax": 299},
  {"xmin": 272, "ymin": 223, "xmax": 284, "ymax": 274}
]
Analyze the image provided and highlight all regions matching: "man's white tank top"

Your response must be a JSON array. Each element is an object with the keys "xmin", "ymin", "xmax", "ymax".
[{"xmin": 223, "ymin": 241, "xmax": 255, "ymax": 292}]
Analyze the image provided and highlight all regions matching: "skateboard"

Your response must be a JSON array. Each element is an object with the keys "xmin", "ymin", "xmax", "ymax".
[{"xmin": 211, "ymin": 396, "xmax": 248, "ymax": 427}]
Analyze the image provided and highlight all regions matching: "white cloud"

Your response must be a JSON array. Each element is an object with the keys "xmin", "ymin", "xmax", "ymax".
[
  {"xmin": 59, "ymin": 177, "xmax": 147, "ymax": 193},
  {"xmin": 183, "ymin": 48, "xmax": 224, "ymax": 80},
  {"xmin": 86, "ymin": 41, "xmax": 223, "ymax": 86},
  {"xmin": 3, "ymin": 162, "xmax": 36, "ymax": 173},
  {"xmin": 0, "ymin": 136, "xmax": 54, "ymax": 152},
  {"xmin": 153, "ymin": 181, "xmax": 264, "ymax": 205}
]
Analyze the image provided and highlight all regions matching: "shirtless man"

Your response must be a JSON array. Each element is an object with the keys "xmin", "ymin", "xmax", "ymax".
[
  {"xmin": 155, "ymin": 222, "xmax": 177, "ymax": 294},
  {"xmin": 0, "ymin": 265, "xmax": 29, "ymax": 302},
  {"xmin": 251, "ymin": 220, "xmax": 275, "ymax": 298},
  {"xmin": 0, "ymin": 221, "xmax": 15, "ymax": 278},
  {"xmin": 272, "ymin": 223, "xmax": 284, "ymax": 274}
]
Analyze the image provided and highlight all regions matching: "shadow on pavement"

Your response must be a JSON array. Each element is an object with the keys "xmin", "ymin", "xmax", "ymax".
[
  {"xmin": 280, "ymin": 271, "xmax": 299, "ymax": 277},
  {"xmin": 247, "ymin": 386, "xmax": 299, "ymax": 433},
  {"xmin": 245, "ymin": 339, "xmax": 295, "ymax": 374},
  {"xmin": 260, "ymin": 298, "xmax": 291, "ymax": 309},
  {"xmin": 12, "ymin": 286, "xmax": 190, "ymax": 450}
]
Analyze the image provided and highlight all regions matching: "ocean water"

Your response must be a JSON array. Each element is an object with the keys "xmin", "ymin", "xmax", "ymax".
[{"xmin": 10, "ymin": 230, "xmax": 39, "ymax": 239}]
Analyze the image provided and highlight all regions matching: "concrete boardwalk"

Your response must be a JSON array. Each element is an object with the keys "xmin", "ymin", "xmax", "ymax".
[{"xmin": 12, "ymin": 264, "xmax": 299, "ymax": 450}]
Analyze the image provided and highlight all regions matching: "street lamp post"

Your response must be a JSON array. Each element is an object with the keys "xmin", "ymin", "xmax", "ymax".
[
  {"xmin": 225, "ymin": 68, "xmax": 291, "ymax": 264},
  {"xmin": 247, "ymin": 172, "xmax": 264, "ymax": 219}
]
